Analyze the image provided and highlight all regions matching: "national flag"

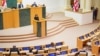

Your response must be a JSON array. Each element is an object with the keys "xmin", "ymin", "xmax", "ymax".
[
  {"xmin": 2, "ymin": 0, "xmax": 7, "ymax": 8},
  {"xmin": 73, "ymin": 0, "xmax": 79, "ymax": 12}
]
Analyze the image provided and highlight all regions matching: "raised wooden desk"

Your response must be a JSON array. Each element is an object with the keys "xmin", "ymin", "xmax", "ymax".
[
  {"xmin": 0, "ymin": 7, "xmax": 46, "ymax": 30},
  {"xmin": 92, "ymin": 41, "xmax": 100, "ymax": 56}
]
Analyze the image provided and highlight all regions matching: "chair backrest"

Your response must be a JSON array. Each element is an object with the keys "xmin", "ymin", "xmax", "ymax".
[
  {"xmin": 34, "ymin": 45, "xmax": 42, "ymax": 50},
  {"xmin": 22, "ymin": 47, "xmax": 30, "ymax": 50},
  {"xmin": 79, "ymin": 36, "xmax": 84, "ymax": 40},
  {"xmin": 60, "ymin": 50, "xmax": 68, "ymax": 55},
  {"xmin": 90, "ymin": 31, "xmax": 94, "ymax": 35},
  {"xmin": 95, "ymin": 41, "xmax": 99, "ymax": 45},
  {"xmin": 10, "ymin": 52, "xmax": 19, "ymax": 56},
  {"xmin": 55, "ymin": 42, "xmax": 63, "ymax": 46},
  {"xmin": 85, "ymin": 33, "xmax": 90, "ymax": 38},
  {"xmin": 48, "ymin": 53, "xmax": 56, "ymax": 56},
  {"xmin": 70, "ymin": 48, "xmax": 78, "ymax": 53},
  {"xmin": 0, "ymin": 48, "xmax": 5, "ymax": 51},
  {"xmin": 45, "ymin": 44, "xmax": 52, "ymax": 48}
]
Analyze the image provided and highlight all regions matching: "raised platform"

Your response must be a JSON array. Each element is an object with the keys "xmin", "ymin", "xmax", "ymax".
[{"xmin": 65, "ymin": 10, "xmax": 93, "ymax": 25}]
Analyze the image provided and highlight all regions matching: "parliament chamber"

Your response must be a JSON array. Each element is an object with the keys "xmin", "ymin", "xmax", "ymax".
[{"xmin": 0, "ymin": 0, "xmax": 100, "ymax": 56}]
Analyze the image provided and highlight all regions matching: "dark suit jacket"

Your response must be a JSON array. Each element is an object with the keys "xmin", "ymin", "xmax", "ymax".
[
  {"xmin": 34, "ymin": 16, "xmax": 39, "ymax": 21},
  {"xmin": 18, "ymin": 4, "xmax": 23, "ymax": 8},
  {"xmin": 31, "ymin": 4, "xmax": 38, "ymax": 7},
  {"xmin": 9, "ymin": 48, "xmax": 20, "ymax": 55}
]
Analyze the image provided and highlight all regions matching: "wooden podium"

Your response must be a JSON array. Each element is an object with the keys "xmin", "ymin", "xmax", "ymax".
[{"xmin": 33, "ymin": 19, "xmax": 47, "ymax": 37}]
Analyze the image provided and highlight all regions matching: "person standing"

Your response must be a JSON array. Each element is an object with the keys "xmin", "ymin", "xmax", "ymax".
[
  {"xmin": 31, "ymin": 2, "xmax": 38, "ymax": 7},
  {"xmin": 93, "ymin": 8, "xmax": 98, "ymax": 20},
  {"xmin": 9, "ymin": 45, "xmax": 20, "ymax": 56},
  {"xmin": 18, "ymin": 2, "xmax": 24, "ymax": 9}
]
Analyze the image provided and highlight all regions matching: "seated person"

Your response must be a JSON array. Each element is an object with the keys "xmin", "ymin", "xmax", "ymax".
[
  {"xmin": 56, "ymin": 48, "xmax": 61, "ymax": 55},
  {"xmin": 31, "ymin": 2, "xmax": 38, "ymax": 7},
  {"xmin": 18, "ymin": 2, "xmax": 24, "ymax": 9},
  {"xmin": 29, "ymin": 48, "xmax": 33, "ymax": 53},
  {"xmin": 43, "ymin": 4, "xmax": 45, "ymax": 7},
  {"xmin": 75, "ymin": 48, "xmax": 88, "ymax": 56},
  {"xmin": 50, "ymin": 42, "xmax": 55, "ymax": 47},
  {"xmin": 9, "ymin": 45, "xmax": 20, "ymax": 56},
  {"xmin": 34, "ymin": 14, "xmax": 39, "ymax": 21}
]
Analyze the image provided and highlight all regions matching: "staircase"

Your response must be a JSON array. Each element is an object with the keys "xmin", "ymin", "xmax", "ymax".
[
  {"xmin": 47, "ymin": 19, "xmax": 79, "ymax": 37},
  {"xmin": 0, "ymin": 19, "xmax": 79, "ymax": 43}
]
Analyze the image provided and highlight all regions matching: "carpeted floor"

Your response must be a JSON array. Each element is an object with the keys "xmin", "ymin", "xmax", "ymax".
[{"xmin": 0, "ymin": 12, "xmax": 99, "ymax": 50}]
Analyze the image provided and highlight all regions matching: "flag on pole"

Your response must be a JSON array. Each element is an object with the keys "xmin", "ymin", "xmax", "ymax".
[
  {"xmin": 2, "ymin": 0, "xmax": 7, "ymax": 8},
  {"xmin": 73, "ymin": 0, "xmax": 79, "ymax": 12}
]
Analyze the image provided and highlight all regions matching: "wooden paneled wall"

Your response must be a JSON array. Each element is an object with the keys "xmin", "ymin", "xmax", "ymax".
[
  {"xmin": 0, "ymin": 0, "xmax": 2, "ymax": 6},
  {"xmin": 17, "ymin": 0, "xmax": 22, "ymax": 3}
]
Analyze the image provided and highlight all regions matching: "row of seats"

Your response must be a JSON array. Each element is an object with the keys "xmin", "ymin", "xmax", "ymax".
[
  {"xmin": 77, "ymin": 25, "xmax": 100, "ymax": 56},
  {"xmin": 0, "ymin": 48, "xmax": 79, "ymax": 56},
  {"xmin": 79, "ymin": 25, "xmax": 100, "ymax": 40},
  {"xmin": 0, "ymin": 41, "xmax": 64, "ymax": 51},
  {"xmin": 0, "ymin": 41, "xmax": 80, "ymax": 56}
]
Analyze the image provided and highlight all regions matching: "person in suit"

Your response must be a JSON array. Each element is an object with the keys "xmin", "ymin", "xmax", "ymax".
[
  {"xmin": 9, "ymin": 45, "xmax": 20, "ymax": 56},
  {"xmin": 29, "ymin": 48, "xmax": 33, "ymax": 53},
  {"xmin": 93, "ymin": 8, "xmax": 98, "ymax": 20},
  {"xmin": 31, "ymin": 2, "xmax": 38, "ymax": 7},
  {"xmin": 18, "ymin": 2, "xmax": 24, "ymax": 9},
  {"xmin": 34, "ymin": 14, "xmax": 39, "ymax": 21},
  {"xmin": 50, "ymin": 42, "xmax": 55, "ymax": 47}
]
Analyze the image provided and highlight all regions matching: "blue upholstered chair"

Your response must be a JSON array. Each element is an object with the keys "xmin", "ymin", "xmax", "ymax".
[
  {"xmin": 70, "ymin": 48, "xmax": 78, "ymax": 53},
  {"xmin": 79, "ymin": 36, "xmax": 84, "ymax": 40},
  {"xmin": 0, "ymin": 48, "xmax": 5, "ymax": 51},
  {"xmin": 85, "ymin": 33, "xmax": 90, "ymax": 38},
  {"xmin": 45, "ymin": 44, "xmax": 52, "ymax": 48},
  {"xmin": 90, "ymin": 31, "xmax": 94, "ymax": 35},
  {"xmin": 34, "ymin": 45, "xmax": 42, "ymax": 50},
  {"xmin": 48, "ymin": 53, "xmax": 56, "ymax": 56},
  {"xmin": 22, "ymin": 47, "xmax": 30, "ymax": 50},
  {"xmin": 95, "ymin": 41, "xmax": 99, "ymax": 45},
  {"xmin": 60, "ymin": 50, "xmax": 68, "ymax": 55},
  {"xmin": 55, "ymin": 42, "xmax": 63, "ymax": 46}
]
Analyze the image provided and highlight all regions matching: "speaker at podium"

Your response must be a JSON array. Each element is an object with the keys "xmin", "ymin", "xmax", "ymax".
[{"xmin": 33, "ymin": 18, "xmax": 47, "ymax": 37}]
